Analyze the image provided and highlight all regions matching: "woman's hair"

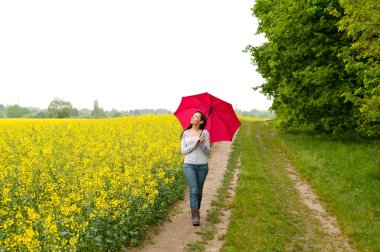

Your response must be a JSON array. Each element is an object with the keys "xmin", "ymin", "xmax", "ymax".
[{"xmin": 180, "ymin": 111, "xmax": 207, "ymax": 139}]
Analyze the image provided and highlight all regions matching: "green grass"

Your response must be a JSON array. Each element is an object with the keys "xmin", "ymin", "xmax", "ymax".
[
  {"xmin": 278, "ymin": 128, "xmax": 380, "ymax": 251},
  {"xmin": 222, "ymin": 122, "xmax": 324, "ymax": 251},
  {"xmin": 222, "ymin": 121, "xmax": 350, "ymax": 251}
]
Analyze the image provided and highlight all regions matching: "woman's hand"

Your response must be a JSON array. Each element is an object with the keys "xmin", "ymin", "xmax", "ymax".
[{"xmin": 197, "ymin": 134, "xmax": 205, "ymax": 144}]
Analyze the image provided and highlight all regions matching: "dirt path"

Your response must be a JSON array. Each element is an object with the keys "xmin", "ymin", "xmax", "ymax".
[
  {"xmin": 267, "ymin": 126, "xmax": 354, "ymax": 251},
  {"xmin": 280, "ymin": 151, "xmax": 354, "ymax": 251},
  {"xmin": 130, "ymin": 141, "xmax": 234, "ymax": 252}
]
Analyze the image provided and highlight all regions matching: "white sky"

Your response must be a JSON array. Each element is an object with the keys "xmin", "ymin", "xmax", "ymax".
[{"xmin": 0, "ymin": 0, "xmax": 271, "ymax": 112}]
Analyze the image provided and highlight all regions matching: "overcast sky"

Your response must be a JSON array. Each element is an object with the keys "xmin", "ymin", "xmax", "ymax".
[{"xmin": 0, "ymin": 0, "xmax": 271, "ymax": 112}]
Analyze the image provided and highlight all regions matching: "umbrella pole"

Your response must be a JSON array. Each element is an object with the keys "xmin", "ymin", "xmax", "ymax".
[{"xmin": 207, "ymin": 107, "xmax": 213, "ymax": 120}]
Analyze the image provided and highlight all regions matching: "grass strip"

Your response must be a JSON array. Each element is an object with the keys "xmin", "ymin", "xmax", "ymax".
[
  {"xmin": 222, "ymin": 121, "xmax": 340, "ymax": 251},
  {"xmin": 278, "ymin": 128, "xmax": 380, "ymax": 251}
]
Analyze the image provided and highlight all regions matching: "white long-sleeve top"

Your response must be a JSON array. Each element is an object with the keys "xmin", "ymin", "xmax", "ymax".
[{"xmin": 181, "ymin": 129, "xmax": 211, "ymax": 164}]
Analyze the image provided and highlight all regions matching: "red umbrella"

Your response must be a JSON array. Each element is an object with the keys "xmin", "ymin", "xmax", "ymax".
[{"xmin": 174, "ymin": 92, "xmax": 241, "ymax": 143}]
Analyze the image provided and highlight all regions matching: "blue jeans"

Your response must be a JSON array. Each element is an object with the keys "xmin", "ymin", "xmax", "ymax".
[{"xmin": 184, "ymin": 163, "xmax": 209, "ymax": 209}]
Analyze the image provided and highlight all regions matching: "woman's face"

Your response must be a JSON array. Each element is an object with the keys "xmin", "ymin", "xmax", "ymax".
[{"xmin": 191, "ymin": 112, "xmax": 203, "ymax": 126}]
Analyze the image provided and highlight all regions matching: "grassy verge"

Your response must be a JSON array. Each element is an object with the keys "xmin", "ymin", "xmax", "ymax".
[
  {"xmin": 221, "ymin": 121, "xmax": 343, "ymax": 251},
  {"xmin": 278, "ymin": 128, "xmax": 380, "ymax": 250}
]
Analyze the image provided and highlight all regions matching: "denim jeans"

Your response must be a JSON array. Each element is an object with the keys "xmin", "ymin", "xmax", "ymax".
[{"xmin": 184, "ymin": 163, "xmax": 209, "ymax": 209}]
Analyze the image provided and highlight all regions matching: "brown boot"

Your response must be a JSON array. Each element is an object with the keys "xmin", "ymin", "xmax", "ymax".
[{"xmin": 191, "ymin": 208, "xmax": 200, "ymax": 226}]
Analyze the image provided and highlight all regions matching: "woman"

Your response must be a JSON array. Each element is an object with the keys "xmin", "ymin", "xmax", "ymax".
[{"xmin": 180, "ymin": 111, "xmax": 211, "ymax": 226}]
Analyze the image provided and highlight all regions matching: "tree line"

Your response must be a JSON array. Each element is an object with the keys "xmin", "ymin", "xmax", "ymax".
[
  {"xmin": 0, "ymin": 98, "xmax": 272, "ymax": 119},
  {"xmin": 247, "ymin": 0, "xmax": 379, "ymax": 137},
  {"xmin": 235, "ymin": 108, "xmax": 275, "ymax": 119},
  {"xmin": 0, "ymin": 98, "xmax": 172, "ymax": 119}
]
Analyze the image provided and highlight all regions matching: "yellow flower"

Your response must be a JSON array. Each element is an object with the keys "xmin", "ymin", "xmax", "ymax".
[{"xmin": 0, "ymin": 116, "xmax": 184, "ymax": 249}]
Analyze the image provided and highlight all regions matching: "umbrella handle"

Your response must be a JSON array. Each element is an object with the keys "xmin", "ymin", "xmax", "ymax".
[{"xmin": 197, "ymin": 129, "xmax": 204, "ymax": 144}]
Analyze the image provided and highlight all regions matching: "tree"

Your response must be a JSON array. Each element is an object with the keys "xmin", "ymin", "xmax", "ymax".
[
  {"xmin": 47, "ymin": 98, "xmax": 73, "ymax": 118},
  {"xmin": 91, "ymin": 100, "xmax": 107, "ymax": 118},
  {"xmin": 247, "ymin": 0, "xmax": 357, "ymax": 135},
  {"xmin": 71, "ymin": 108, "xmax": 79, "ymax": 118},
  {"xmin": 36, "ymin": 111, "xmax": 47, "ymax": 118},
  {"xmin": 110, "ymin": 108, "xmax": 122, "ymax": 118},
  {"xmin": 78, "ymin": 108, "xmax": 91, "ymax": 118},
  {"xmin": 6, "ymin": 105, "xmax": 31, "ymax": 118},
  {"xmin": 0, "ymin": 104, "xmax": 6, "ymax": 118},
  {"xmin": 337, "ymin": 0, "xmax": 380, "ymax": 136},
  {"xmin": 235, "ymin": 108, "xmax": 275, "ymax": 119}
]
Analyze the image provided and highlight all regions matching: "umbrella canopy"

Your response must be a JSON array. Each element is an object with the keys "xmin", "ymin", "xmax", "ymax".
[{"xmin": 174, "ymin": 92, "xmax": 241, "ymax": 143}]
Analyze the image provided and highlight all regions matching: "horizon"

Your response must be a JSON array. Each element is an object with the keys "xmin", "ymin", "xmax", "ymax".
[{"xmin": 0, "ymin": 101, "xmax": 272, "ymax": 113}]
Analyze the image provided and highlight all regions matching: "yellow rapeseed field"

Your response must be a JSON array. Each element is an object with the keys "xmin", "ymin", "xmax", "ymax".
[
  {"xmin": 0, "ymin": 115, "xmax": 184, "ymax": 251},
  {"xmin": 237, "ymin": 116, "xmax": 272, "ymax": 122}
]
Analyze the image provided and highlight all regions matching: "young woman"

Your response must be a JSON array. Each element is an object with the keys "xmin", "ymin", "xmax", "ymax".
[{"xmin": 180, "ymin": 111, "xmax": 211, "ymax": 226}]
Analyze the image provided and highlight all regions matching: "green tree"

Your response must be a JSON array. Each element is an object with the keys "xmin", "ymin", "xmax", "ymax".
[
  {"xmin": 78, "ymin": 108, "xmax": 91, "ymax": 118},
  {"xmin": 47, "ymin": 98, "xmax": 73, "ymax": 118},
  {"xmin": 71, "ymin": 108, "xmax": 79, "ymax": 118},
  {"xmin": 110, "ymin": 108, "xmax": 122, "ymax": 118},
  {"xmin": 6, "ymin": 105, "xmax": 31, "ymax": 118},
  {"xmin": 337, "ymin": 0, "xmax": 380, "ymax": 136},
  {"xmin": 36, "ymin": 111, "xmax": 47, "ymax": 118},
  {"xmin": 0, "ymin": 104, "xmax": 6, "ymax": 118},
  {"xmin": 247, "ymin": 0, "xmax": 357, "ymax": 135},
  {"xmin": 91, "ymin": 100, "xmax": 108, "ymax": 118}
]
